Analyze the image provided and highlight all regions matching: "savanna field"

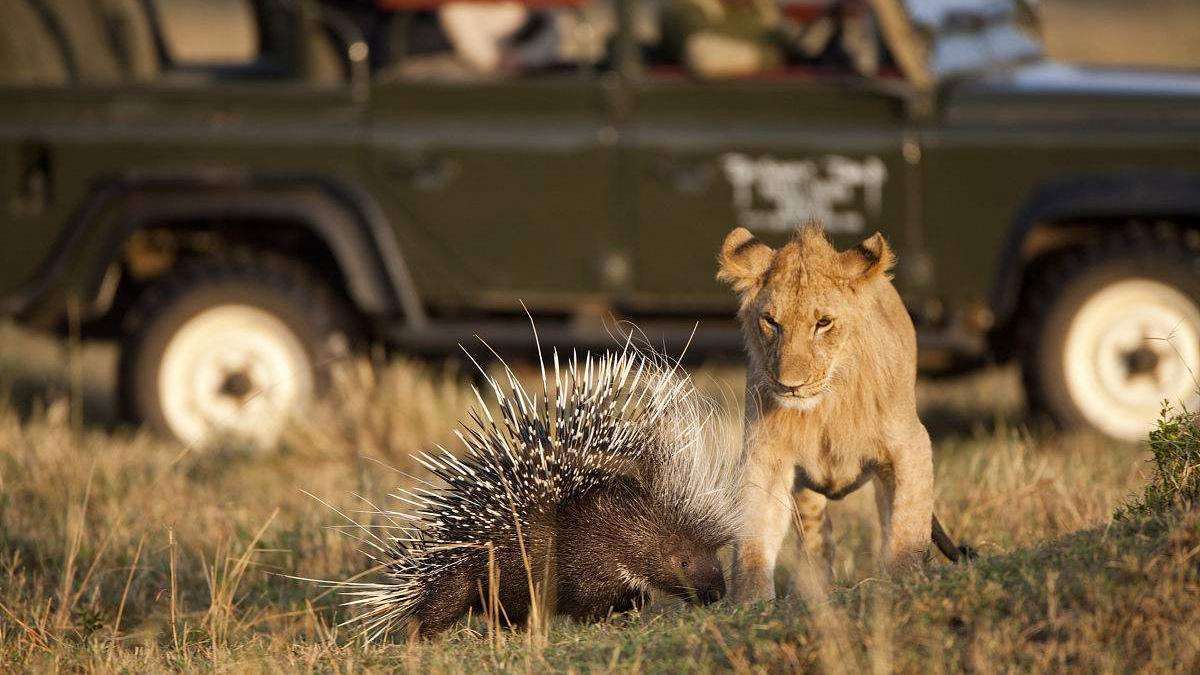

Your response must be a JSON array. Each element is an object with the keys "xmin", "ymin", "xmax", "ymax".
[
  {"xmin": 7, "ymin": 2, "xmax": 1200, "ymax": 671},
  {"xmin": 2, "ymin": 321, "xmax": 1199, "ymax": 673}
]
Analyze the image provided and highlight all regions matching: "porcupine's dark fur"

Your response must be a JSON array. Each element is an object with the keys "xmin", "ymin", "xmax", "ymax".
[{"xmin": 315, "ymin": 346, "xmax": 739, "ymax": 641}]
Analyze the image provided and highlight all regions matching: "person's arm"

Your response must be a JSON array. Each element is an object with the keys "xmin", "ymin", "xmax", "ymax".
[
  {"xmin": 439, "ymin": 2, "xmax": 527, "ymax": 72},
  {"xmin": 672, "ymin": 0, "xmax": 782, "ymax": 79},
  {"xmin": 684, "ymin": 33, "xmax": 771, "ymax": 78}
]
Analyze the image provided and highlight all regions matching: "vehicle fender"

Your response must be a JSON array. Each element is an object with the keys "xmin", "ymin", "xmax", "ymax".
[
  {"xmin": 16, "ymin": 173, "xmax": 426, "ymax": 328},
  {"xmin": 991, "ymin": 170, "xmax": 1200, "ymax": 327}
]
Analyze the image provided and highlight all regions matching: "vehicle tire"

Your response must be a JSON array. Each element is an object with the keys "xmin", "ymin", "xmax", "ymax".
[
  {"xmin": 118, "ymin": 253, "xmax": 353, "ymax": 448},
  {"xmin": 1021, "ymin": 226, "xmax": 1200, "ymax": 442}
]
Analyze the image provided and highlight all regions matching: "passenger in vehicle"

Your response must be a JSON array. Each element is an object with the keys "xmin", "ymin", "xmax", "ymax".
[
  {"xmin": 658, "ymin": 0, "xmax": 885, "ymax": 79},
  {"xmin": 557, "ymin": 0, "xmax": 667, "ymax": 66},
  {"xmin": 391, "ymin": 1, "xmax": 563, "ymax": 79},
  {"xmin": 660, "ymin": 0, "xmax": 786, "ymax": 78},
  {"xmin": 793, "ymin": 0, "xmax": 880, "ymax": 75}
]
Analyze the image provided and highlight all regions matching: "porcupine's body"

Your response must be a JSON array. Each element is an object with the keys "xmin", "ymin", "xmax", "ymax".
[
  {"xmin": 410, "ymin": 475, "xmax": 720, "ymax": 635},
  {"xmin": 332, "ymin": 348, "xmax": 738, "ymax": 640}
]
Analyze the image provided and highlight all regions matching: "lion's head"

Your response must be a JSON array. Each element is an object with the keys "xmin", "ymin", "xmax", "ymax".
[{"xmin": 717, "ymin": 222, "xmax": 896, "ymax": 412}]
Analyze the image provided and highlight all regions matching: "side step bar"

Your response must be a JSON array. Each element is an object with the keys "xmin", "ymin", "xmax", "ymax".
[
  {"xmin": 386, "ymin": 320, "xmax": 746, "ymax": 357},
  {"xmin": 384, "ymin": 319, "xmax": 987, "ymax": 366}
]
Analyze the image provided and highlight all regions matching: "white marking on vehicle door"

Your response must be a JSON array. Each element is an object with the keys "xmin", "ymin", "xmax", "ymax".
[{"xmin": 721, "ymin": 153, "xmax": 887, "ymax": 234}]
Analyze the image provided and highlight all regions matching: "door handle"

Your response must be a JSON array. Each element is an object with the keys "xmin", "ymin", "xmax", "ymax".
[
  {"xmin": 387, "ymin": 156, "xmax": 460, "ymax": 191},
  {"xmin": 11, "ymin": 141, "xmax": 51, "ymax": 216},
  {"xmin": 655, "ymin": 158, "xmax": 714, "ymax": 194}
]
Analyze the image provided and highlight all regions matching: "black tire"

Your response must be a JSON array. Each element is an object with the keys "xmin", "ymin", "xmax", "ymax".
[
  {"xmin": 118, "ymin": 252, "xmax": 354, "ymax": 447},
  {"xmin": 1019, "ymin": 225, "xmax": 1200, "ymax": 441}
]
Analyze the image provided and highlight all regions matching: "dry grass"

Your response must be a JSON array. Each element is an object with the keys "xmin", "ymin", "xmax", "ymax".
[{"xmin": 0, "ymin": 322, "xmax": 1193, "ymax": 672}]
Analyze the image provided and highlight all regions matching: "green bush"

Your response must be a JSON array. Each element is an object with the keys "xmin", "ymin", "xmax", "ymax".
[{"xmin": 1115, "ymin": 401, "xmax": 1200, "ymax": 521}]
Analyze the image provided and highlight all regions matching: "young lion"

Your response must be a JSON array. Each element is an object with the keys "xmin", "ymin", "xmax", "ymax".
[{"xmin": 717, "ymin": 223, "xmax": 965, "ymax": 601}]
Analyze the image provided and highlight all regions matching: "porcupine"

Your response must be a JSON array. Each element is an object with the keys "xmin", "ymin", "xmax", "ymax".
[{"xmin": 321, "ymin": 344, "xmax": 739, "ymax": 641}]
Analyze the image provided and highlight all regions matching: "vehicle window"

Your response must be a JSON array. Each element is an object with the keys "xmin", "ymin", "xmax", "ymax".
[
  {"xmin": 1, "ymin": 0, "xmax": 164, "ymax": 86},
  {"xmin": 0, "ymin": 1, "xmax": 70, "ymax": 85},
  {"xmin": 372, "ymin": 0, "xmax": 619, "ymax": 82},
  {"xmin": 153, "ymin": 0, "xmax": 259, "ymax": 66},
  {"xmin": 152, "ymin": 0, "xmax": 351, "ymax": 85},
  {"xmin": 647, "ymin": 0, "xmax": 892, "ymax": 80}
]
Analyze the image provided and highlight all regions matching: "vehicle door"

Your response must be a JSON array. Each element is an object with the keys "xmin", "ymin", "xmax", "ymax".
[
  {"xmin": 365, "ymin": 4, "xmax": 617, "ymax": 315},
  {"xmin": 0, "ymin": 0, "xmax": 75, "ymax": 305},
  {"xmin": 621, "ymin": 3, "xmax": 914, "ymax": 314}
]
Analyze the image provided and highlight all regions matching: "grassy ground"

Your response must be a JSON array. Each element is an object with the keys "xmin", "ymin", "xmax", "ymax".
[
  {"xmin": 6, "ymin": 4, "xmax": 1199, "ymax": 671},
  {"xmin": 0, "ymin": 323, "xmax": 1195, "ymax": 672}
]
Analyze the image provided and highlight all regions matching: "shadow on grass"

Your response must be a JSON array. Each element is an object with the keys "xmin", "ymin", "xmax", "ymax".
[
  {"xmin": 920, "ymin": 404, "xmax": 1039, "ymax": 441},
  {"xmin": 0, "ymin": 371, "xmax": 119, "ymax": 428},
  {"xmin": 917, "ymin": 365, "xmax": 1035, "ymax": 441}
]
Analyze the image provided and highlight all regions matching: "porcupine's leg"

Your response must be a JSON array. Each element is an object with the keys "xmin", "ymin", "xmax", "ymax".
[
  {"xmin": 563, "ymin": 590, "xmax": 647, "ymax": 623},
  {"xmin": 876, "ymin": 421, "xmax": 935, "ymax": 571},
  {"xmin": 608, "ymin": 591, "xmax": 649, "ymax": 616},
  {"xmin": 730, "ymin": 452, "xmax": 794, "ymax": 602},
  {"xmin": 791, "ymin": 488, "xmax": 834, "ymax": 587},
  {"xmin": 420, "ymin": 556, "xmax": 539, "ymax": 634},
  {"xmin": 412, "ymin": 565, "xmax": 480, "ymax": 638}
]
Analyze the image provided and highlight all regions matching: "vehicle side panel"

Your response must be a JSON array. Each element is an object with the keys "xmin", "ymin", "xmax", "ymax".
[
  {"xmin": 625, "ymin": 76, "xmax": 911, "ymax": 312},
  {"xmin": 924, "ymin": 88, "xmax": 1200, "ymax": 320},
  {"xmin": 0, "ymin": 82, "xmax": 366, "ymax": 319},
  {"xmin": 365, "ymin": 78, "xmax": 614, "ymax": 315}
]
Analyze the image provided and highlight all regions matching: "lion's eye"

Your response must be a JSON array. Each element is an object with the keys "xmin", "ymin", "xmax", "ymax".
[
  {"xmin": 815, "ymin": 316, "xmax": 833, "ymax": 332},
  {"xmin": 760, "ymin": 314, "xmax": 781, "ymax": 337}
]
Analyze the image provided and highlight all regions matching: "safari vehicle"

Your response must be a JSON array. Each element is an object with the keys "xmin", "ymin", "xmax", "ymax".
[{"xmin": 2, "ymin": 0, "xmax": 1199, "ymax": 446}]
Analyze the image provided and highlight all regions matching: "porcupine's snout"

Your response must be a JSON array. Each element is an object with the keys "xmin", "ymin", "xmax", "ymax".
[
  {"xmin": 692, "ymin": 555, "xmax": 726, "ymax": 605},
  {"xmin": 659, "ymin": 548, "xmax": 726, "ymax": 605}
]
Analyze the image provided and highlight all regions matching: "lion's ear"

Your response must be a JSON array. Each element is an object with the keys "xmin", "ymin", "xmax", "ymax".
[
  {"xmin": 717, "ymin": 227, "xmax": 774, "ymax": 295},
  {"xmin": 841, "ymin": 232, "xmax": 896, "ymax": 282}
]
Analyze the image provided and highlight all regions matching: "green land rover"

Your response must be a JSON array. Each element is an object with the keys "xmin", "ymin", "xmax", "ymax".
[{"xmin": 2, "ymin": 0, "xmax": 1199, "ymax": 446}]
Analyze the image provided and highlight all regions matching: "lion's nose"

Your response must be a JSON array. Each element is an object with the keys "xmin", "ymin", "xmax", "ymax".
[
  {"xmin": 774, "ymin": 379, "xmax": 804, "ymax": 392},
  {"xmin": 775, "ymin": 378, "xmax": 815, "ymax": 393},
  {"xmin": 778, "ymin": 372, "xmax": 828, "ymax": 392}
]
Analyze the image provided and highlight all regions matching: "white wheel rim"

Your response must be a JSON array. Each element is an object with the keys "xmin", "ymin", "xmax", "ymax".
[
  {"xmin": 158, "ymin": 305, "xmax": 313, "ymax": 448},
  {"xmin": 1063, "ymin": 278, "xmax": 1200, "ymax": 441}
]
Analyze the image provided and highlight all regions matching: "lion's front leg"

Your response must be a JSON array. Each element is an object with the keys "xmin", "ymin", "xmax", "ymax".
[
  {"xmin": 792, "ymin": 488, "xmax": 834, "ymax": 587},
  {"xmin": 731, "ymin": 455, "xmax": 794, "ymax": 602},
  {"xmin": 877, "ymin": 423, "xmax": 935, "ymax": 570}
]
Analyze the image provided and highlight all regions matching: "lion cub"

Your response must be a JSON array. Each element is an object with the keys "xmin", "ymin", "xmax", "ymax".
[{"xmin": 718, "ymin": 223, "xmax": 962, "ymax": 601}]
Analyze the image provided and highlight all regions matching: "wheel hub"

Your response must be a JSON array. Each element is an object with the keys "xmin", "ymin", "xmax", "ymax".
[
  {"xmin": 218, "ymin": 368, "xmax": 256, "ymax": 401},
  {"xmin": 157, "ymin": 305, "xmax": 313, "ymax": 448},
  {"xmin": 1063, "ymin": 278, "xmax": 1200, "ymax": 441},
  {"xmin": 1121, "ymin": 343, "xmax": 1161, "ymax": 382}
]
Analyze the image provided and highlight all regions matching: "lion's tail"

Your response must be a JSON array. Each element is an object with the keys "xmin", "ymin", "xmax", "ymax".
[{"xmin": 932, "ymin": 514, "xmax": 977, "ymax": 563}]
